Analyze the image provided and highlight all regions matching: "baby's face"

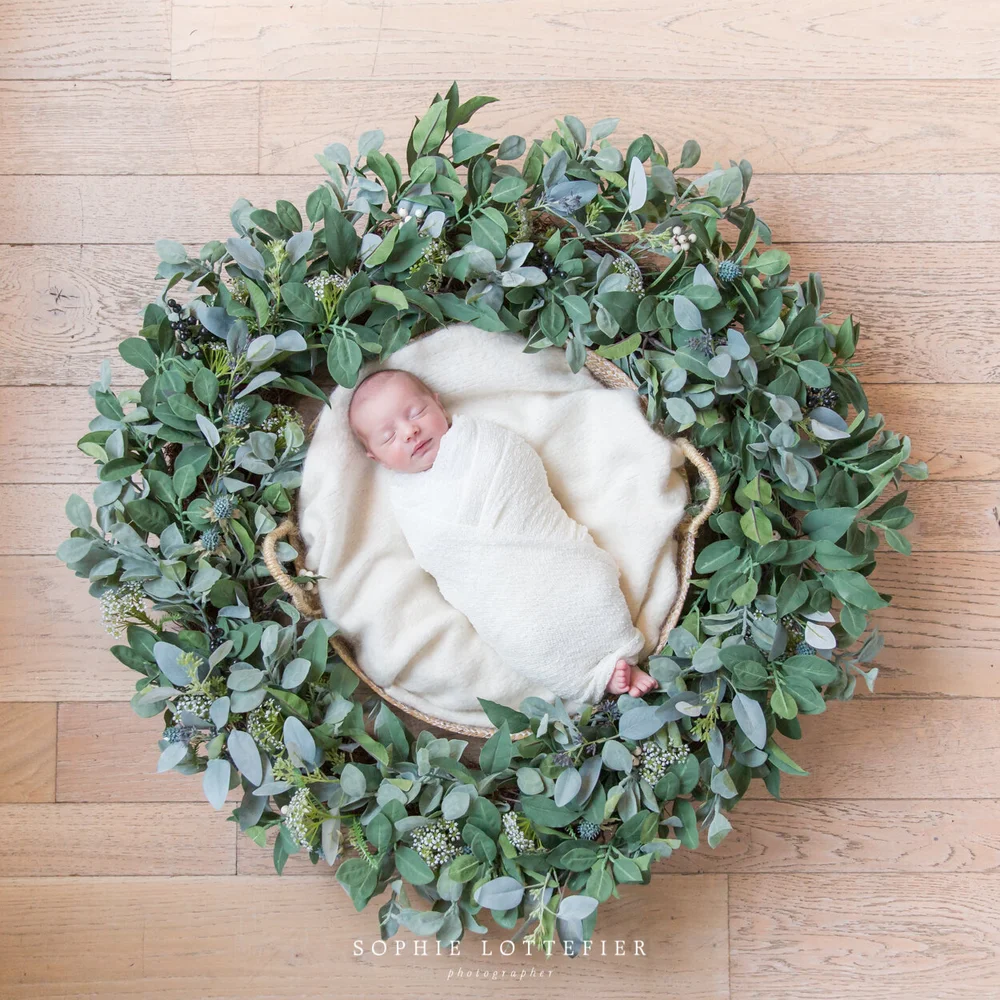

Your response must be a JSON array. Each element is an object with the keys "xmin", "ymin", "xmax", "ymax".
[{"xmin": 351, "ymin": 374, "xmax": 451, "ymax": 473}]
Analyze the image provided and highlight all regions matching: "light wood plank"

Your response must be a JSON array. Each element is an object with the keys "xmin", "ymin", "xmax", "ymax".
[
  {"xmin": 5, "ymin": 480, "xmax": 992, "ymax": 560},
  {"xmin": 729, "ymin": 873, "xmax": 1000, "ymax": 999},
  {"xmin": 3, "ymin": 242, "xmax": 1000, "ymax": 385},
  {"xmin": 170, "ymin": 1, "xmax": 1000, "ymax": 81},
  {"xmin": 0, "ymin": 548, "xmax": 995, "ymax": 701},
  {"xmin": 662, "ymin": 798, "xmax": 1000, "ymax": 874},
  {"xmin": 2, "ymin": 174, "xmax": 997, "ymax": 246},
  {"xmin": 0, "ymin": 0, "xmax": 169, "ymax": 80},
  {"xmin": 0, "ymin": 703, "xmax": 56, "ymax": 802},
  {"xmin": 5, "ymin": 382, "xmax": 995, "ymax": 483},
  {"xmin": 0, "ymin": 82, "xmax": 258, "ymax": 174},
  {"xmin": 50, "ymin": 698, "xmax": 1000, "ymax": 803},
  {"xmin": 0, "ymin": 79, "xmax": 998, "ymax": 176},
  {"xmin": 742, "ymin": 698, "xmax": 1000, "ymax": 800},
  {"xmin": 56, "ymin": 702, "xmax": 242, "ymax": 803},
  {"xmin": 259, "ymin": 79, "xmax": 1000, "ymax": 175},
  {"xmin": 237, "ymin": 798, "xmax": 1000, "ymax": 877},
  {"xmin": 0, "ymin": 874, "xmax": 730, "ymax": 998},
  {"xmin": 0, "ymin": 803, "xmax": 234, "ymax": 875}
]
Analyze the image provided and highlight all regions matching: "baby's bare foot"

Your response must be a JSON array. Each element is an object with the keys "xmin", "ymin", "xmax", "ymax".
[
  {"xmin": 606, "ymin": 658, "xmax": 632, "ymax": 695},
  {"xmin": 627, "ymin": 666, "xmax": 658, "ymax": 698}
]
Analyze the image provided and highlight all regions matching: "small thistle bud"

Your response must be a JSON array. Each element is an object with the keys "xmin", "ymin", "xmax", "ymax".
[
  {"xmin": 575, "ymin": 820, "xmax": 601, "ymax": 841},
  {"xmin": 717, "ymin": 259, "xmax": 743, "ymax": 283},
  {"xmin": 209, "ymin": 493, "xmax": 237, "ymax": 523},
  {"xmin": 794, "ymin": 639, "xmax": 814, "ymax": 656},
  {"xmin": 198, "ymin": 526, "xmax": 222, "ymax": 554},
  {"xmin": 226, "ymin": 402, "xmax": 251, "ymax": 428}
]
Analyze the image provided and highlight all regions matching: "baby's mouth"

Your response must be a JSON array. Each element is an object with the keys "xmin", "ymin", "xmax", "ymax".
[{"xmin": 412, "ymin": 439, "xmax": 431, "ymax": 456}]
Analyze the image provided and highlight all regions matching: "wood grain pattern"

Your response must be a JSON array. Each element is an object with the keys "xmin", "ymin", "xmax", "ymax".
[
  {"xmin": 2, "ymin": 242, "xmax": 999, "ymax": 384},
  {"xmin": 0, "ymin": 874, "xmax": 729, "ymax": 999},
  {"xmin": 2, "ymin": 3, "xmax": 998, "ymax": 997}
]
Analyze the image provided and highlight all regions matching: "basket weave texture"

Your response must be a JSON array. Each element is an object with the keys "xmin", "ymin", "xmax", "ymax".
[{"xmin": 262, "ymin": 346, "xmax": 721, "ymax": 740}]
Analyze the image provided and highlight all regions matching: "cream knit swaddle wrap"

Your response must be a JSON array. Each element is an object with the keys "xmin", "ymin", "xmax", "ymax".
[{"xmin": 386, "ymin": 413, "xmax": 646, "ymax": 710}]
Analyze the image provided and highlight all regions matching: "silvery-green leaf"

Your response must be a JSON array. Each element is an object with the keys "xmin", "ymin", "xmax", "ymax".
[
  {"xmin": 809, "ymin": 406, "xmax": 851, "ymax": 440},
  {"xmin": 285, "ymin": 229, "xmax": 313, "ymax": 264},
  {"xmin": 708, "ymin": 353, "xmax": 732, "ymax": 377},
  {"xmin": 210, "ymin": 695, "xmax": 230, "ymax": 729},
  {"xmin": 708, "ymin": 724, "xmax": 724, "ymax": 766},
  {"xmin": 274, "ymin": 329, "xmax": 307, "ymax": 352},
  {"xmin": 553, "ymin": 766, "xmax": 582, "ymax": 807},
  {"xmin": 283, "ymin": 715, "xmax": 318, "ymax": 767},
  {"xmin": 195, "ymin": 413, "xmax": 220, "ymax": 448},
  {"xmin": 227, "ymin": 729, "xmax": 263, "ymax": 786},
  {"xmin": 340, "ymin": 762, "xmax": 367, "ymax": 800},
  {"xmin": 727, "ymin": 328, "xmax": 750, "ymax": 359},
  {"xmin": 627, "ymin": 156, "xmax": 648, "ymax": 213},
  {"xmin": 672, "ymin": 294, "xmax": 702, "ymax": 330},
  {"xmin": 225, "ymin": 236, "xmax": 266, "ymax": 274},
  {"xmin": 601, "ymin": 739, "xmax": 634, "ymax": 772},
  {"xmin": 441, "ymin": 785, "xmax": 473, "ymax": 820},
  {"xmin": 65, "ymin": 494, "xmax": 92, "ymax": 529},
  {"xmin": 618, "ymin": 705, "xmax": 667, "ymax": 740},
  {"xmin": 708, "ymin": 808, "xmax": 733, "ymax": 848},
  {"xmin": 235, "ymin": 370, "xmax": 280, "ymax": 399},
  {"xmin": 282, "ymin": 657, "xmax": 311, "ymax": 689},
  {"xmin": 666, "ymin": 396, "xmax": 697, "ymax": 426},
  {"xmin": 557, "ymin": 894, "xmax": 599, "ymax": 921},
  {"xmin": 227, "ymin": 666, "xmax": 263, "ymax": 691},
  {"xmin": 57, "ymin": 537, "xmax": 95, "ymax": 564},
  {"xmin": 229, "ymin": 688, "xmax": 266, "ymax": 713},
  {"xmin": 732, "ymin": 691, "xmax": 767, "ymax": 749},
  {"xmin": 711, "ymin": 768, "xmax": 738, "ymax": 798},
  {"xmin": 136, "ymin": 685, "xmax": 181, "ymax": 706},
  {"xmin": 157, "ymin": 742, "xmax": 189, "ymax": 772},
  {"xmin": 804, "ymin": 621, "xmax": 837, "ymax": 649},
  {"xmin": 474, "ymin": 876, "xmax": 524, "ymax": 911},
  {"xmin": 594, "ymin": 146, "xmax": 624, "ymax": 170},
  {"xmin": 155, "ymin": 239, "xmax": 188, "ymax": 264},
  {"xmin": 153, "ymin": 641, "xmax": 197, "ymax": 686},
  {"xmin": 246, "ymin": 335, "xmax": 277, "ymax": 367},
  {"xmin": 516, "ymin": 767, "xmax": 545, "ymax": 795},
  {"xmin": 203, "ymin": 757, "xmax": 231, "ymax": 809}
]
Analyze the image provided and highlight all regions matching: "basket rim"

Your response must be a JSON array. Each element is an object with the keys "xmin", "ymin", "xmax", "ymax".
[{"xmin": 261, "ymin": 341, "xmax": 721, "ymax": 741}]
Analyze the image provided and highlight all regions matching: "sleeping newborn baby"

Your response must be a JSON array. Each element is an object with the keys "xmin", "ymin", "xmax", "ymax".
[{"xmin": 347, "ymin": 367, "xmax": 660, "ymax": 706}]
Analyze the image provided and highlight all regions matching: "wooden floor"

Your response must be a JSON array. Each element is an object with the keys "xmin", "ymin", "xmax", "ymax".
[{"xmin": 2, "ymin": 2, "xmax": 1000, "ymax": 998}]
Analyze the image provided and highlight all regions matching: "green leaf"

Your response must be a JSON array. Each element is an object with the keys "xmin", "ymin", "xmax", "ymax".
[
  {"xmin": 595, "ymin": 331, "xmax": 640, "ymax": 360},
  {"xmin": 281, "ymin": 283, "xmax": 325, "ymax": 324},
  {"xmin": 479, "ymin": 721, "xmax": 513, "ymax": 774},
  {"xmin": 801, "ymin": 507, "xmax": 857, "ymax": 543},
  {"xmin": 822, "ymin": 570, "xmax": 890, "ymax": 611},
  {"xmin": 119, "ymin": 337, "xmax": 158, "ymax": 374},
  {"xmin": 324, "ymin": 206, "xmax": 361, "ymax": 273},
  {"xmin": 765, "ymin": 737, "xmax": 809, "ymax": 775},
  {"xmin": 739, "ymin": 506, "xmax": 772, "ymax": 544},
  {"xmin": 246, "ymin": 280, "xmax": 271, "ymax": 330},
  {"xmin": 394, "ymin": 844, "xmax": 435, "ymax": 884}
]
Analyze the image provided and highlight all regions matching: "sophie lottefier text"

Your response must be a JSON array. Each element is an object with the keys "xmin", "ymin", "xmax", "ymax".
[{"xmin": 353, "ymin": 937, "xmax": 648, "ymax": 972}]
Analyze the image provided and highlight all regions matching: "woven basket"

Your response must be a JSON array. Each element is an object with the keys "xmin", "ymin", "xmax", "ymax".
[{"xmin": 261, "ymin": 344, "xmax": 721, "ymax": 741}]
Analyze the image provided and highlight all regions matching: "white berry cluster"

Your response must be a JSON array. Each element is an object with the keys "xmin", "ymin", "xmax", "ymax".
[
  {"xmin": 637, "ymin": 739, "xmax": 692, "ymax": 785},
  {"xmin": 399, "ymin": 203, "xmax": 427, "ymax": 224},
  {"xmin": 501, "ymin": 809, "xmax": 544, "ymax": 855},
  {"xmin": 99, "ymin": 579, "xmax": 147, "ymax": 637},
  {"xmin": 669, "ymin": 225, "xmax": 697, "ymax": 254},
  {"xmin": 305, "ymin": 270, "xmax": 350, "ymax": 299},
  {"xmin": 409, "ymin": 818, "xmax": 463, "ymax": 871}
]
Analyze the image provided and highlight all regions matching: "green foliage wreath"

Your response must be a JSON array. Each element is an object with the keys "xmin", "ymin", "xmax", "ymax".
[{"xmin": 59, "ymin": 82, "xmax": 926, "ymax": 953}]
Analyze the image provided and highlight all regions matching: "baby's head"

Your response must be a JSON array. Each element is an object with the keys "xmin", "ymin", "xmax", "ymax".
[{"xmin": 347, "ymin": 368, "xmax": 451, "ymax": 473}]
